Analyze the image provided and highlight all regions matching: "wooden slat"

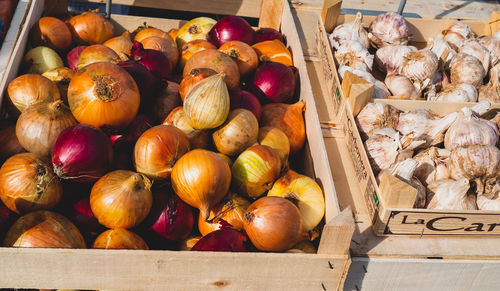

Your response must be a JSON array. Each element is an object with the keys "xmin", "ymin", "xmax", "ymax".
[{"xmin": 258, "ymin": 0, "xmax": 284, "ymax": 30}]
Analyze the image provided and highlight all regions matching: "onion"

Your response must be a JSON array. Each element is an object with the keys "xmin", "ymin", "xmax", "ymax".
[
  {"xmin": 135, "ymin": 26, "xmax": 172, "ymax": 43},
  {"xmin": 171, "ymin": 149, "xmax": 231, "ymax": 221},
  {"xmin": 61, "ymin": 196, "xmax": 103, "ymax": 241},
  {"xmin": 30, "ymin": 17, "xmax": 72, "ymax": 52},
  {"xmin": 68, "ymin": 62, "xmax": 140, "ymax": 129},
  {"xmin": 117, "ymin": 60, "xmax": 162, "ymax": 108},
  {"xmin": 141, "ymin": 36, "xmax": 179, "ymax": 69},
  {"xmin": 76, "ymin": 44, "xmax": 121, "ymax": 71},
  {"xmin": 93, "ymin": 228, "xmax": 149, "ymax": 250},
  {"xmin": 198, "ymin": 192, "xmax": 250, "ymax": 236},
  {"xmin": 260, "ymin": 101, "xmax": 305, "ymax": 154},
  {"xmin": 67, "ymin": 46, "xmax": 87, "ymax": 72},
  {"xmin": 42, "ymin": 67, "xmax": 75, "ymax": 104},
  {"xmin": 16, "ymin": 100, "xmax": 77, "ymax": 157},
  {"xmin": 287, "ymin": 240, "xmax": 316, "ymax": 253},
  {"xmin": 103, "ymin": 31, "xmax": 133, "ymax": 61},
  {"xmin": 219, "ymin": 41, "xmax": 258, "ymax": 77},
  {"xmin": 0, "ymin": 201, "xmax": 17, "ymax": 241},
  {"xmin": 151, "ymin": 81, "xmax": 181, "ymax": 122},
  {"xmin": 163, "ymin": 107, "xmax": 210, "ymax": 149},
  {"xmin": 179, "ymin": 39, "xmax": 216, "ymax": 70},
  {"xmin": 23, "ymin": 46, "xmax": 64, "ymax": 74},
  {"xmin": 132, "ymin": 41, "xmax": 172, "ymax": 79},
  {"xmin": 255, "ymin": 28, "xmax": 286, "ymax": 44},
  {"xmin": 258, "ymin": 126, "xmax": 290, "ymax": 169},
  {"xmin": 67, "ymin": 10, "xmax": 114, "ymax": 44},
  {"xmin": 7, "ymin": 74, "xmax": 61, "ymax": 113},
  {"xmin": 243, "ymin": 196, "xmax": 305, "ymax": 251},
  {"xmin": 90, "ymin": 170, "xmax": 153, "ymax": 229},
  {"xmin": 251, "ymin": 62, "xmax": 296, "ymax": 103},
  {"xmin": 0, "ymin": 153, "xmax": 62, "ymax": 214},
  {"xmin": 212, "ymin": 109, "xmax": 259, "ymax": 156},
  {"xmin": 183, "ymin": 49, "xmax": 240, "ymax": 89},
  {"xmin": 191, "ymin": 227, "xmax": 249, "ymax": 252},
  {"xmin": 207, "ymin": 16, "xmax": 256, "ymax": 47},
  {"xmin": 4, "ymin": 210, "xmax": 86, "ymax": 248},
  {"xmin": 120, "ymin": 114, "xmax": 154, "ymax": 145},
  {"xmin": 52, "ymin": 124, "xmax": 113, "ymax": 183},
  {"xmin": 252, "ymin": 40, "xmax": 293, "ymax": 66},
  {"xmin": 168, "ymin": 28, "xmax": 178, "ymax": 41},
  {"xmin": 217, "ymin": 153, "xmax": 234, "ymax": 168},
  {"xmin": 176, "ymin": 17, "xmax": 217, "ymax": 48},
  {"xmin": 0, "ymin": 125, "xmax": 26, "ymax": 163},
  {"xmin": 179, "ymin": 68, "xmax": 217, "ymax": 101},
  {"xmin": 229, "ymin": 89, "xmax": 262, "ymax": 120},
  {"xmin": 180, "ymin": 235, "xmax": 202, "ymax": 251}
]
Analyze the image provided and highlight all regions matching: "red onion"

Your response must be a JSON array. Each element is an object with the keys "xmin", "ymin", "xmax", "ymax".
[
  {"xmin": 0, "ymin": 201, "xmax": 18, "ymax": 241},
  {"xmin": 118, "ymin": 60, "xmax": 163, "ymax": 107},
  {"xmin": 207, "ymin": 16, "xmax": 255, "ymax": 47},
  {"xmin": 67, "ymin": 45, "xmax": 87, "ymax": 72},
  {"xmin": 62, "ymin": 196, "xmax": 104, "ymax": 241},
  {"xmin": 52, "ymin": 124, "xmax": 113, "ymax": 183},
  {"xmin": 255, "ymin": 28, "xmax": 286, "ymax": 44},
  {"xmin": 251, "ymin": 62, "xmax": 296, "ymax": 103},
  {"xmin": 229, "ymin": 89, "xmax": 262, "ymax": 119},
  {"xmin": 191, "ymin": 227, "xmax": 249, "ymax": 252},
  {"xmin": 131, "ymin": 41, "xmax": 172, "ymax": 79}
]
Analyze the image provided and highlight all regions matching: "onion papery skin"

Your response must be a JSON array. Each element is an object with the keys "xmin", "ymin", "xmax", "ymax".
[
  {"xmin": 16, "ymin": 100, "xmax": 77, "ymax": 157},
  {"xmin": 3, "ymin": 210, "xmax": 86, "ymax": 248},
  {"xmin": 151, "ymin": 81, "xmax": 181, "ymax": 122},
  {"xmin": 252, "ymin": 40, "xmax": 293, "ymax": 66},
  {"xmin": 117, "ymin": 60, "xmax": 162, "ymax": 110},
  {"xmin": 67, "ymin": 10, "xmax": 114, "ymax": 44},
  {"xmin": 103, "ymin": 30, "xmax": 133, "ymax": 61},
  {"xmin": 141, "ymin": 36, "xmax": 179, "ymax": 69},
  {"xmin": 212, "ymin": 109, "xmax": 259, "ymax": 156},
  {"xmin": 135, "ymin": 26, "xmax": 172, "ymax": 43},
  {"xmin": 163, "ymin": 107, "xmax": 210, "ymax": 149},
  {"xmin": 0, "ymin": 125, "xmax": 26, "ymax": 164},
  {"xmin": 179, "ymin": 39, "xmax": 216, "ymax": 70},
  {"xmin": 198, "ymin": 192, "xmax": 250, "ymax": 236},
  {"xmin": 255, "ymin": 28, "xmax": 286, "ymax": 44},
  {"xmin": 23, "ymin": 46, "xmax": 64, "ymax": 75},
  {"xmin": 67, "ymin": 46, "xmax": 87, "ymax": 72},
  {"xmin": 219, "ymin": 41, "xmax": 259, "ymax": 78},
  {"xmin": 42, "ymin": 67, "xmax": 76, "ymax": 104},
  {"xmin": 90, "ymin": 170, "xmax": 153, "ymax": 229},
  {"xmin": 0, "ymin": 153, "xmax": 62, "ymax": 214},
  {"xmin": 30, "ymin": 17, "xmax": 72, "ymax": 52},
  {"xmin": 251, "ymin": 62, "xmax": 296, "ymax": 103},
  {"xmin": 183, "ymin": 49, "xmax": 240, "ymax": 89},
  {"xmin": 132, "ymin": 41, "xmax": 172, "ymax": 79},
  {"xmin": 171, "ymin": 149, "xmax": 232, "ymax": 222},
  {"xmin": 191, "ymin": 227, "xmax": 249, "ymax": 252},
  {"xmin": 68, "ymin": 62, "xmax": 140, "ymax": 129},
  {"xmin": 133, "ymin": 125, "xmax": 190, "ymax": 180},
  {"xmin": 207, "ymin": 16, "xmax": 256, "ymax": 47},
  {"xmin": 179, "ymin": 68, "xmax": 217, "ymax": 101},
  {"xmin": 260, "ymin": 101, "xmax": 306, "ymax": 155},
  {"xmin": 231, "ymin": 144, "xmax": 281, "ymax": 199},
  {"xmin": 243, "ymin": 196, "xmax": 304, "ymax": 252},
  {"xmin": 176, "ymin": 17, "xmax": 217, "ymax": 48},
  {"xmin": 258, "ymin": 126, "xmax": 290, "ymax": 169},
  {"xmin": 7, "ymin": 74, "xmax": 61, "ymax": 113},
  {"xmin": 93, "ymin": 228, "xmax": 149, "ymax": 250},
  {"xmin": 229, "ymin": 89, "xmax": 262, "ymax": 120},
  {"xmin": 52, "ymin": 124, "xmax": 113, "ymax": 183},
  {"xmin": 76, "ymin": 44, "xmax": 121, "ymax": 71}
]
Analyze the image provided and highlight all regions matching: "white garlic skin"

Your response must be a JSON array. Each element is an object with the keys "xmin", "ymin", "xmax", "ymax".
[
  {"xmin": 375, "ymin": 45, "xmax": 417, "ymax": 73},
  {"xmin": 400, "ymin": 49, "xmax": 439, "ymax": 82},
  {"xmin": 365, "ymin": 130, "xmax": 400, "ymax": 173},
  {"xmin": 478, "ymin": 66, "xmax": 500, "ymax": 103},
  {"xmin": 385, "ymin": 74, "xmax": 419, "ymax": 99},
  {"xmin": 459, "ymin": 39, "xmax": 491, "ymax": 73},
  {"xmin": 397, "ymin": 109, "xmax": 458, "ymax": 146},
  {"xmin": 442, "ymin": 21, "xmax": 476, "ymax": 50},
  {"xmin": 444, "ymin": 107, "xmax": 498, "ymax": 151},
  {"xmin": 369, "ymin": 12, "xmax": 410, "ymax": 48},
  {"xmin": 335, "ymin": 40, "xmax": 374, "ymax": 71},
  {"xmin": 426, "ymin": 178, "xmax": 476, "ymax": 210},
  {"xmin": 428, "ymin": 83, "xmax": 478, "ymax": 102},
  {"xmin": 478, "ymin": 36, "xmax": 500, "ymax": 61},
  {"xmin": 449, "ymin": 144, "xmax": 500, "ymax": 181},
  {"xmin": 356, "ymin": 102, "xmax": 400, "ymax": 139},
  {"xmin": 450, "ymin": 53, "xmax": 486, "ymax": 87},
  {"xmin": 329, "ymin": 12, "xmax": 369, "ymax": 50},
  {"xmin": 477, "ymin": 179, "xmax": 500, "ymax": 211},
  {"xmin": 373, "ymin": 80, "xmax": 391, "ymax": 99},
  {"xmin": 429, "ymin": 34, "xmax": 456, "ymax": 69},
  {"xmin": 413, "ymin": 147, "xmax": 451, "ymax": 186}
]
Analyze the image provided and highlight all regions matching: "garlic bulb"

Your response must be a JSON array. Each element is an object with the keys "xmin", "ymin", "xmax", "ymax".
[
  {"xmin": 477, "ymin": 179, "xmax": 500, "ymax": 210},
  {"xmin": 442, "ymin": 21, "xmax": 476, "ymax": 50},
  {"xmin": 368, "ymin": 12, "xmax": 410, "ymax": 48},
  {"xmin": 459, "ymin": 39, "xmax": 491, "ymax": 73},
  {"xmin": 388, "ymin": 158, "xmax": 426, "ymax": 208},
  {"xmin": 400, "ymin": 49, "xmax": 438, "ymax": 84},
  {"xmin": 385, "ymin": 74, "xmax": 420, "ymax": 99},
  {"xmin": 428, "ymin": 83, "xmax": 478, "ymax": 102},
  {"xmin": 426, "ymin": 178, "xmax": 477, "ymax": 210},
  {"xmin": 335, "ymin": 40, "xmax": 374, "ymax": 71},
  {"xmin": 373, "ymin": 80, "xmax": 391, "ymax": 99},
  {"xmin": 356, "ymin": 102, "xmax": 400, "ymax": 139},
  {"xmin": 444, "ymin": 107, "xmax": 498, "ymax": 151},
  {"xmin": 450, "ymin": 53, "xmax": 486, "ymax": 87},
  {"xmin": 329, "ymin": 12, "xmax": 369, "ymax": 50},
  {"xmin": 478, "ymin": 36, "xmax": 500, "ymax": 62},
  {"xmin": 429, "ymin": 34, "xmax": 456, "ymax": 68},
  {"xmin": 397, "ymin": 109, "xmax": 458, "ymax": 146},
  {"xmin": 414, "ymin": 147, "xmax": 451, "ymax": 186},
  {"xmin": 478, "ymin": 66, "xmax": 500, "ymax": 103},
  {"xmin": 375, "ymin": 45, "xmax": 417, "ymax": 73},
  {"xmin": 491, "ymin": 113, "xmax": 500, "ymax": 130}
]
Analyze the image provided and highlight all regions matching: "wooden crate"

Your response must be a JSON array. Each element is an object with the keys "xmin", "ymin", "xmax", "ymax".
[{"xmin": 0, "ymin": 0, "xmax": 354, "ymax": 290}]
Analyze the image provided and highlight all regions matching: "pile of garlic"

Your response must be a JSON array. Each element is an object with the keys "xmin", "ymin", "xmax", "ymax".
[
  {"xmin": 329, "ymin": 12, "xmax": 500, "ymax": 103},
  {"xmin": 356, "ymin": 101, "xmax": 500, "ymax": 210}
]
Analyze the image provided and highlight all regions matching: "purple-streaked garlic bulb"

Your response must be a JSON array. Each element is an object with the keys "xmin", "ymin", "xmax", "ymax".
[
  {"xmin": 335, "ymin": 40, "xmax": 374, "ymax": 71},
  {"xmin": 426, "ymin": 178, "xmax": 476, "ymax": 210},
  {"xmin": 385, "ymin": 74, "xmax": 420, "ymax": 99},
  {"xmin": 414, "ymin": 147, "xmax": 451, "ymax": 186},
  {"xmin": 375, "ymin": 44, "xmax": 417, "ymax": 73},
  {"xmin": 355, "ymin": 102, "xmax": 400, "ymax": 139},
  {"xmin": 450, "ymin": 53, "xmax": 486, "ymax": 87},
  {"xmin": 459, "ymin": 39, "xmax": 491, "ymax": 73},
  {"xmin": 428, "ymin": 83, "xmax": 478, "ymax": 102},
  {"xmin": 329, "ymin": 12, "xmax": 369, "ymax": 50},
  {"xmin": 400, "ymin": 49, "xmax": 439, "ymax": 83},
  {"xmin": 479, "ymin": 66, "xmax": 500, "ymax": 103},
  {"xmin": 429, "ymin": 34, "xmax": 456, "ymax": 69},
  {"xmin": 368, "ymin": 12, "xmax": 410, "ymax": 48},
  {"xmin": 442, "ymin": 21, "xmax": 476, "ymax": 50},
  {"xmin": 397, "ymin": 109, "xmax": 459, "ymax": 146}
]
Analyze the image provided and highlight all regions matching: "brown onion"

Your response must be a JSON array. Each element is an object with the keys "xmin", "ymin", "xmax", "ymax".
[
  {"xmin": 141, "ymin": 36, "xmax": 179, "ymax": 68},
  {"xmin": 176, "ymin": 17, "xmax": 217, "ymax": 48},
  {"xmin": 134, "ymin": 26, "xmax": 172, "ymax": 43},
  {"xmin": 0, "ymin": 125, "xmax": 26, "ymax": 163},
  {"xmin": 0, "ymin": 153, "xmax": 62, "ymax": 214},
  {"xmin": 183, "ymin": 49, "xmax": 240, "ymax": 89},
  {"xmin": 171, "ymin": 149, "xmax": 231, "ymax": 221},
  {"xmin": 90, "ymin": 170, "xmax": 153, "ymax": 229},
  {"xmin": 163, "ymin": 107, "xmax": 210, "ymax": 149},
  {"xmin": 76, "ymin": 44, "xmax": 120, "ymax": 71},
  {"xmin": 179, "ymin": 39, "xmax": 216, "ymax": 70},
  {"xmin": 3, "ymin": 210, "xmax": 85, "ymax": 248},
  {"xmin": 103, "ymin": 31, "xmax": 133, "ymax": 61},
  {"xmin": 212, "ymin": 109, "xmax": 259, "ymax": 156},
  {"xmin": 261, "ymin": 101, "xmax": 305, "ymax": 155},
  {"xmin": 42, "ymin": 67, "xmax": 75, "ymax": 104},
  {"xmin": 219, "ymin": 41, "xmax": 258, "ymax": 78},
  {"xmin": 93, "ymin": 228, "xmax": 149, "ymax": 250},
  {"xmin": 258, "ymin": 126, "xmax": 290, "ymax": 169},
  {"xmin": 134, "ymin": 125, "xmax": 190, "ymax": 180},
  {"xmin": 198, "ymin": 192, "xmax": 250, "ymax": 236},
  {"xmin": 67, "ymin": 10, "xmax": 114, "ymax": 44},
  {"xmin": 243, "ymin": 196, "xmax": 305, "ymax": 252},
  {"xmin": 179, "ymin": 68, "xmax": 217, "ymax": 101},
  {"xmin": 151, "ymin": 81, "xmax": 181, "ymax": 122},
  {"xmin": 30, "ymin": 17, "xmax": 72, "ymax": 52},
  {"xmin": 7, "ymin": 74, "xmax": 61, "ymax": 112}
]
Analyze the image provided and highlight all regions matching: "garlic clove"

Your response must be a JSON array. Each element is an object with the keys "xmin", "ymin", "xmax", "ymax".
[
  {"xmin": 450, "ymin": 53, "xmax": 486, "ymax": 87},
  {"xmin": 428, "ymin": 83, "xmax": 478, "ymax": 102},
  {"xmin": 335, "ymin": 40, "xmax": 374, "ymax": 71},
  {"xmin": 397, "ymin": 109, "xmax": 458, "ymax": 146},
  {"xmin": 459, "ymin": 39, "xmax": 491, "ymax": 73},
  {"xmin": 478, "ymin": 65, "xmax": 500, "ymax": 103},
  {"xmin": 429, "ymin": 34, "xmax": 456, "ymax": 69},
  {"xmin": 400, "ymin": 49, "xmax": 439, "ymax": 83},
  {"xmin": 385, "ymin": 74, "xmax": 420, "ymax": 99},
  {"xmin": 356, "ymin": 102, "xmax": 400, "ymax": 140},
  {"xmin": 329, "ymin": 12, "xmax": 369, "ymax": 50},
  {"xmin": 426, "ymin": 178, "xmax": 476, "ymax": 210},
  {"xmin": 369, "ymin": 12, "xmax": 410, "ymax": 48},
  {"xmin": 414, "ymin": 147, "xmax": 451, "ymax": 186},
  {"xmin": 375, "ymin": 45, "xmax": 417, "ymax": 73}
]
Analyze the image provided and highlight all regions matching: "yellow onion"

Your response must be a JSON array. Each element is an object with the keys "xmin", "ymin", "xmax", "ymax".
[
  {"xmin": 42, "ymin": 67, "xmax": 75, "ymax": 104},
  {"xmin": 0, "ymin": 125, "xmax": 26, "ymax": 163},
  {"xmin": 134, "ymin": 26, "xmax": 172, "ymax": 43},
  {"xmin": 268, "ymin": 170, "xmax": 325, "ymax": 231},
  {"xmin": 4, "ymin": 210, "xmax": 85, "ymax": 248},
  {"xmin": 216, "ymin": 153, "xmax": 233, "ymax": 168},
  {"xmin": 93, "ymin": 228, "xmax": 149, "ymax": 250},
  {"xmin": 183, "ymin": 72, "xmax": 230, "ymax": 130},
  {"xmin": 180, "ymin": 235, "xmax": 202, "ymax": 251},
  {"xmin": 179, "ymin": 68, "xmax": 217, "ymax": 101},
  {"xmin": 176, "ymin": 17, "xmax": 217, "ymax": 48},
  {"xmin": 141, "ymin": 36, "xmax": 179, "ymax": 68},
  {"xmin": 90, "ymin": 170, "xmax": 153, "ymax": 229},
  {"xmin": 219, "ymin": 40, "xmax": 259, "ymax": 77},
  {"xmin": 151, "ymin": 81, "xmax": 182, "ymax": 122},
  {"xmin": 76, "ymin": 44, "xmax": 120, "ymax": 71},
  {"xmin": 103, "ymin": 31, "xmax": 133, "ymax": 61},
  {"xmin": 7, "ymin": 74, "xmax": 61, "ymax": 112},
  {"xmin": 134, "ymin": 125, "xmax": 190, "ymax": 180},
  {"xmin": 286, "ymin": 240, "xmax": 316, "ymax": 253},
  {"xmin": 183, "ymin": 49, "xmax": 240, "ymax": 89},
  {"xmin": 179, "ymin": 39, "xmax": 216, "ymax": 70},
  {"xmin": 198, "ymin": 192, "xmax": 251, "ymax": 236},
  {"xmin": 232, "ymin": 144, "xmax": 281, "ymax": 198},
  {"xmin": 171, "ymin": 149, "xmax": 231, "ymax": 221},
  {"xmin": 261, "ymin": 101, "xmax": 305, "ymax": 155},
  {"xmin": 0, "ymin": 153, "xmax": 62, "ymax": 214},
  {"xmin": 67, "ymin": 10, "xmax": 114, "ymax": 44},
  {"xmin": 213, "ymin": 109, "xmax": 259, "ymax": 156},
  {"xmin": 163, "ymin": 107, "xmax": 210, "ymax": 149},
  {"xmin": 22, "ymin": 46, "xmax": 64, "ymax": 74},
  {"xmin": 258, "ymin": 126, "xmax": 290, "ymax": 170},
  {"xmin": 16, "ymin": 100, "xmax": 77, "ymax": 157}
]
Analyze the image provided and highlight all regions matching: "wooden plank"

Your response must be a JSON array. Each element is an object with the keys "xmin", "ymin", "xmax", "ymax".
[
  {"xmin": 318, "ymin": 206, "xmax": 355, "ymax": 256},
  {"xmin": 258, "ymin": 0, "xmax": 284, "ymax": 30},
  {"xmin": 378, "ymin": 173, "xmax": 418, "ymax": 209},
  {"xmin": 341, "ymin": 71, "xmax": 373, "ymax": 117},
  {"xmin": 321, "ymin": 0, "xmax": 341, "ymax": 32}
]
